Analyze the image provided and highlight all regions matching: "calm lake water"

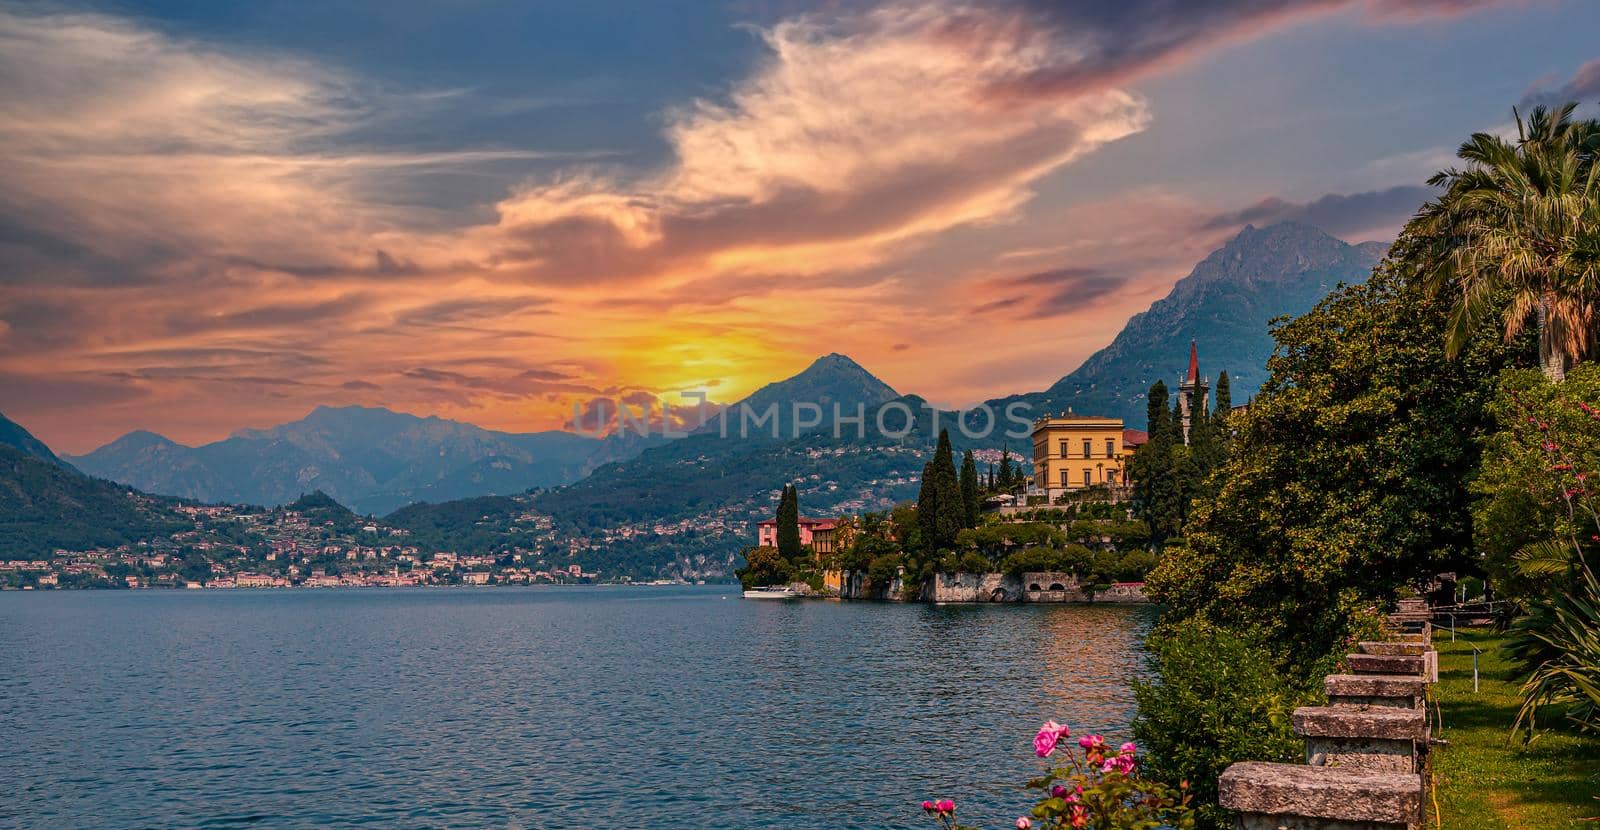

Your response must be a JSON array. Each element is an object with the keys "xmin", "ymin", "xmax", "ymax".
[{"xmin": 0, "ymin": 586, "xmax": 1155, "ymax": 829}]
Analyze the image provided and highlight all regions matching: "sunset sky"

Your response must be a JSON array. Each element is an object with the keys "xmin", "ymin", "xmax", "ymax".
[{"xmin": 3, "ymin": 0, "xmax": 1599, "ymax": 453}]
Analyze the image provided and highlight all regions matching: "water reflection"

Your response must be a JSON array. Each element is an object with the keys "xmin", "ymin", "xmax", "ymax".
[{"xmin": 0, "ymin": 587, "xmax": 1155, "ymax": 830}]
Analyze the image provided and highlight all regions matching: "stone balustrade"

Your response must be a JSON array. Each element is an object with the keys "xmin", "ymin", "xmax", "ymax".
[{"xmin": 1218, "ymin": 605, "xmax": 1439, "ymax": 829}]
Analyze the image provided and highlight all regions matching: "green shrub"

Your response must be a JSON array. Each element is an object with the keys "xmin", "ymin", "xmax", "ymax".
[
  {"xmin": 1132, "ymin": 620, "xmax": 1321, "ymax": 830},
  {"xmin": 954, "ymin": 551, "xmax": 991, "ymax": 574},
  {"xmin": 865, "ymin": 553, "xmax": 903, "ymax": 591}
]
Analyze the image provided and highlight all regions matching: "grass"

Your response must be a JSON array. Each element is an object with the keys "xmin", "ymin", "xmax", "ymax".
[{"xmin": 1431, "ymin": 627, "xmax": 1600, "ymax": 828}]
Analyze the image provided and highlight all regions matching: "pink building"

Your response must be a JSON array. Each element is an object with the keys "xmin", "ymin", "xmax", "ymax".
[{"xmin": 755, "ymin": 517, "xmax": 839, "ymax": 554}]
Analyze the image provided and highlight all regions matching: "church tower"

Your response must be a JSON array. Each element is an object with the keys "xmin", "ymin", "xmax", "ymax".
[{"xmin": 1177, "ymin": 340, "xmax": 1209, "ymax": 443}]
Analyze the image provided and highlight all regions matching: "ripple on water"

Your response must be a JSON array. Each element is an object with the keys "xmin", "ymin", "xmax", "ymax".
[{"xmin": 0, "ymin": 586, "xmax": 1154, "ymax": 829}]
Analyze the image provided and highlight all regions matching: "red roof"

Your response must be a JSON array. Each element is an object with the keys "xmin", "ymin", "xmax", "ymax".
[
  {"xmin": 1185, "ymin": 340, "xmax": 1199, "ymax": 384},
  {"xmin": 1122, "ymin": 429, "xmax": 1149, "ymax": 447},
  {"xmin": 756, "ymin": 517, "xmax": 838, "ymax": 529}
]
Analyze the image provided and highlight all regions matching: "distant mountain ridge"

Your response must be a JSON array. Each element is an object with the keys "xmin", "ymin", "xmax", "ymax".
[
  {"xmin": 31, "ymin": 220, "xmax": 1387, "ymax": 577},
  {"xmin": 67, "ymin": 405, "xmax": 665, "ymax": 515},
  {"xmin": 987, "ymin": 221, "xmax": 1387, "ymax": 427},
  {"xmin": 696, "ymin": 352, "xmax": 901, "ymax": 436},
  {"xmin": 0, "ymin": 411, "xmax": 75, "ymax": 470}
]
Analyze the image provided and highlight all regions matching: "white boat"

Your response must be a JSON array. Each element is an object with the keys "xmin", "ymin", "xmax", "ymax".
[{"xmin": 741, "ymin": 585, "xmax": 801, "ymax": 599}]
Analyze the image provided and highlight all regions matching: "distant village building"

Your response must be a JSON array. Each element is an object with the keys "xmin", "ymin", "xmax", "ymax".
[
  {"xmin": 755, "ymin": 517, "xmax": 839, "ymax": 554},
  {"xmin": 1177, "ymin": 339, "xmax": 1209, "ymax": 443},
  {"xmin": 1029, "ymin": 412, "xmax": 1144, "ymax": 500}
]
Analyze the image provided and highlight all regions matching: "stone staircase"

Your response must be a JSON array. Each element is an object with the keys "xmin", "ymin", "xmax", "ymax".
[{"xmin": 1219, "ymin": 600, "xmax": 1437, "ymax": 829}]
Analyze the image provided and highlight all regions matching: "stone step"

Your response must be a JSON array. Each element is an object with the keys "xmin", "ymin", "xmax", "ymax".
[
  {"xmin": 1349, "ymin": 653, "xmax": 1425, "ymax": 677},
  {"xmin": 1294, "ymin": 705, "xmax": 1428, "ymax": 740},
  {"xmin": 1325, "ymin": 674, "xmax": 1427, "ymax": 708},
  {"xmin": 1359, "ymin": 641, "xmax": 1426, "ymax": 656},
  {"xmin": 1219, "ymin": 761, "xmax": 1422, "ymax": 829},
  {"xmin": 1295, "ymin": 705, "xmax": 1427, "ymax": 773}
]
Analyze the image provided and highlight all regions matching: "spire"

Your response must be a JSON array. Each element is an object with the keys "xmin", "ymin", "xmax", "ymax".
[{"xmin": 1185, "ymin": 340, "xmax": 1199, "ymax": 384}]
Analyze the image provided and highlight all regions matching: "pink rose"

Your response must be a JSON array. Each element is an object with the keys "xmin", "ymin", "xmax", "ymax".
[
  {"xmin": 1034, "ymin": 721, "xmax": 1066, "ymax": 757},
  {"xmin": 938, "ymin": 799, "xmax": 955, "ymax": 814},
  {"xmin": 1016, "ymin": 818, "xmax": 1032, "ymax": 829},
  {"xmin": 922, "ymin": 800, "xmax": 935, "ymax": 813},
  {"xmin": 1050, "ymin": 785, "xmax": 1069, "ymax": 799},
  {"xmin": 1120, "ymin": 741, "xmax": 1137, "ymax": 755}
]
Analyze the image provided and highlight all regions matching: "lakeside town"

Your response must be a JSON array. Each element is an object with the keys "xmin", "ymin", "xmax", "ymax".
[{"xmin": 0, "ymin": 495, "xmax": 613, "ymax": 591}]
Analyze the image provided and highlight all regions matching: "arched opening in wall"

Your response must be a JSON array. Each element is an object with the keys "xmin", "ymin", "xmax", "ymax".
[
  {"xmin": 1028, "ymin": 583, "xmax": 1041, "ymax": 592},
  {"xmin": 1048, "ymin": 583, "xmax": 1066, "ymax": 591},
  {"xmin": 990, "ymin": 588, "xmax": 1009, "ymax": 602}
]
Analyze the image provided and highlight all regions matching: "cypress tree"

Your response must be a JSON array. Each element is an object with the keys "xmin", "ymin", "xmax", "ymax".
[
  {"xmin": 916, "ymin": 461, "xmax": 939, "ymax": 553},
  {"xmin": 1212, "ymin": 371, "xmax": 1233, "ymax": 452},
  {"xmin": 1145, "ymin": 381, "xmax": 1172, "ymax": 443},
  {"xmin": 776, "ymin": 484, "xmax": 802, "ymax": 563},
  {"xmin": 1132, "ymin": 380, "xmax": 1180, "ymax": 545},
  {"xmin": 998, "ymin": 446, "xmax": 1015, "ymax": 490},
  {"xmin": 928, "ymin": 429, "xmax": 963, "ymax": 550},
  {"xmin": 959, "ymin": 449, "xmax": 979, "ymax": 528},
  {"xmin": 986, "ymin": 463, "xmax": 996, "ymax": 492}
]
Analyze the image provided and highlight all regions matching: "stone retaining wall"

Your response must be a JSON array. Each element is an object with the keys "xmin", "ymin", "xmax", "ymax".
[{"xmin": 839, "ymin": 571, "xmax": 1149, "ymax": 603}]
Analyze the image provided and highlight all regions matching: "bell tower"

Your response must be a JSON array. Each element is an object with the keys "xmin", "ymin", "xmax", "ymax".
[{"xmin": 1177, "ymin": 340, "xmax": 1209, "ymax": 443}]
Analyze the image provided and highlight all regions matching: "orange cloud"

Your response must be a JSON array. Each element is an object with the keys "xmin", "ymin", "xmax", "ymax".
[{"xmin": 0, "ymin": 0, "xmax": 1516, "ymax": 452}]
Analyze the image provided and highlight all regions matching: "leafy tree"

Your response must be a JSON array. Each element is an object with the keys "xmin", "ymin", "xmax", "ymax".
[
  {"xmin": 1146, "ymin": 255, "xmax": 1534, "ymax": 665},
  {"xmin": 736, "ymin": 545, "xmax": 792, "ymax": 590},
  {"xmin": 1412, "ymin": 102, "xmax": 1600, "ymax": 381},
  {"xmin": 958, "ymin": 450, "xmax": 980, "ymax": 528},
  {"xmin": 775, "ymin": 484, "xmax": 802, "ymax": 563},
  {"xmin": 1473, "ymin": 365, "xmax": 1600, "ymax": 602},
  {"xmin": 839, "ymin": 511, "xmax": 900, "ymax": 572},
  {"xmin": 954, "ymin": 551, "xmax": 992, "ymax": 575},
  {"xmin": 955, "ymin": 522, "xmax": 1065, "ymax": 562}
]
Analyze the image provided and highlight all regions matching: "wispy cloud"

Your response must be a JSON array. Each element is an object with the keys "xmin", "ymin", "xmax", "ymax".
[
  {"xmin": 1201, "ymin": 185, "xmax": 1434, "ymax": 241},
  {"xmin": 0, "ymin": 0, "xmax": 1539, "ymax": 451}
]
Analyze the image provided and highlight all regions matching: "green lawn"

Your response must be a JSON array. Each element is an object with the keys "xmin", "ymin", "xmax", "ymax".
[{"xmin": 1432, "ymin": 627, "xmax": 1600, "ymax": 828}]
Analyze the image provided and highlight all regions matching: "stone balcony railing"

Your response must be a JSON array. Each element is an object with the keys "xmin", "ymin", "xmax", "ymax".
[{"xmin": 1218, "ymin": 599, "xmax": 1437, "ymax": 829}]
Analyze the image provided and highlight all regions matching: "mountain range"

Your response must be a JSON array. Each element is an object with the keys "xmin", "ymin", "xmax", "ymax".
[
  {"xmin": 12, "ymin": 220, "xmax": 1388, "ymax": 576},
  {"xmin": 66, "ymin": 405, "xmax": 667, "ymax": 515},
  {"xmin": 990, "ymin": 222, "xmax": 1387, "ymax": 423}
]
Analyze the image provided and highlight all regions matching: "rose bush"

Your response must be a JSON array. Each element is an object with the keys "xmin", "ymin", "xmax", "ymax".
[{"xmin": 921, "ymin": 721, "xmax": 1193, "ymax": 830}]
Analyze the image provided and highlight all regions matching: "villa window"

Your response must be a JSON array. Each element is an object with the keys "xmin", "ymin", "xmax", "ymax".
[
  {"xmin": 1082, "ymin": 439, "xmax": 1092, "ymax": 458},
  {"xmin": 1083, "ymin": 469, "xmax": 1091, "ymax": 487},
  {"xmin": 1107, "ymin": 470, "xmax": 1119, "ymax": 484},
  {"xmin": 1059, "ymin": 440, "xmax": 1068, "ymax": 458},
  {"xmin": 1106, "ymin": 438, "xmax": 1116, "ymax": 457},
  {"xmin": 1059, "ymin": 469, "xmax": 1069, "ymax": 487}
]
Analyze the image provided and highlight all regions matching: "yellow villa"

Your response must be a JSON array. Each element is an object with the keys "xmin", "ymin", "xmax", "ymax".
[{"xmin": 1030, "ymin": 411, "xmax": 1144, "ymax": 500}]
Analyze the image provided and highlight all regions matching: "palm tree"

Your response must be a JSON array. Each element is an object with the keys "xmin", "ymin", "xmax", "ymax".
[{"xmin": 1412, "ymin": 103, "xmax": 1600, "ymax": 381}]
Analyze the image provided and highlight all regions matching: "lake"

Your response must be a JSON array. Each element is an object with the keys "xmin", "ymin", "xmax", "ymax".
[{"xmin": 0, "ymin": 586, "xmax": 1155, "ymax": 829}]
